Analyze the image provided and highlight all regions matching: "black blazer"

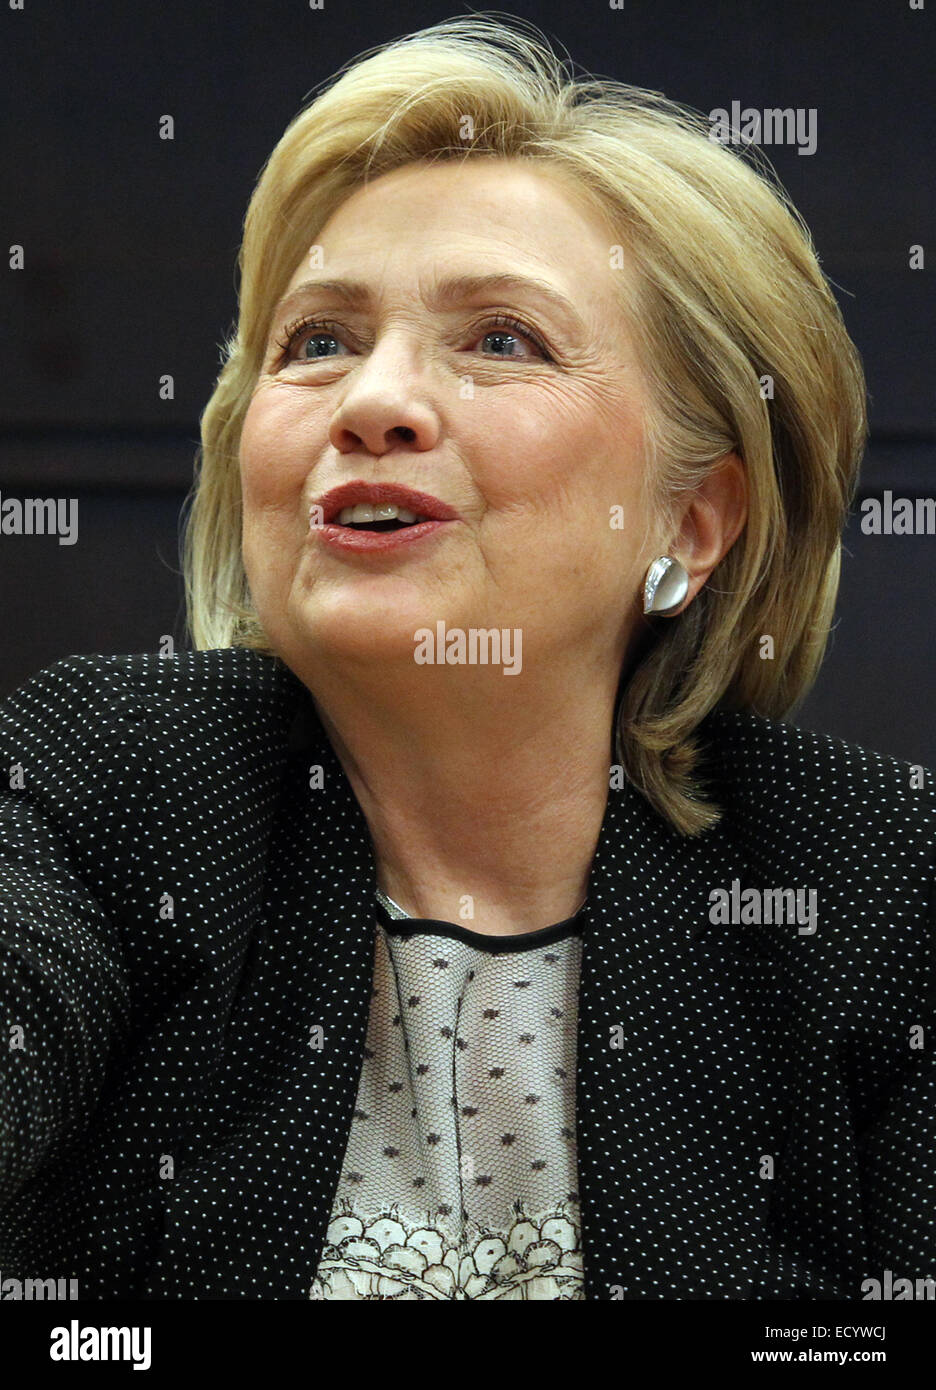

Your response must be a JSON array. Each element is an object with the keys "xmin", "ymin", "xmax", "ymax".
[{"xmin": 0, "ymin": 649, "xmax": 933, "ymax": 1300}]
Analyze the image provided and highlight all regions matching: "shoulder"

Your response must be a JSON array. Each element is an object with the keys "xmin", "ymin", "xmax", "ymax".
[
  {"xmin": 2, "ymin": 646, "xmax": 303, "ymax": 727},
  {"xmin": 697, "ymin": 705, "xmax": 936, "ymax": 908},
  {"xmin": 692, "ymin": 711, "xmax": 936, "ymax": 1078},
  {"xmin": 0, "ymin": 648, "xmax": 307, "ymax": 797},
  {"xmin": 700, "ymin": 705, "xmax": 936, "ymax": 823}
]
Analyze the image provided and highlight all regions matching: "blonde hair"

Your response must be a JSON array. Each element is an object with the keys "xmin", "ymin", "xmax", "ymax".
[{"xmin": 183, "ymin": 13, "xmax": 867, "ymax": 835}]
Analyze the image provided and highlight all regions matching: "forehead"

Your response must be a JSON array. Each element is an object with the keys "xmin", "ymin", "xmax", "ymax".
[
  {"xmin": 321, "ymin": 156, "xmax": 613, "ymax": 235},
  {"xmin": 279, "ymin": 157, "xmax": 635, "ymax": 340}
]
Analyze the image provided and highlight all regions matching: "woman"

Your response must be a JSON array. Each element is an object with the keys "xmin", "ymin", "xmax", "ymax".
[{"xmin": 0, "ymin": 17, "xmax": 933, "ymax": 1302}]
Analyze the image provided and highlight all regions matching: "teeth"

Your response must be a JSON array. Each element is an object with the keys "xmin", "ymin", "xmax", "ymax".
[{"xmin": 337, "ymin": 503, "xmax": 425, "ymax": 525}]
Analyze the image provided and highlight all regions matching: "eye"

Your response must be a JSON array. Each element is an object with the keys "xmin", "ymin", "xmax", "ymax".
[
  {"xmin": 275, "ymin": 316, "xmax": 352, "ymax": 360},
  {"xmin": 273, "ymin": 311, "xmax": 554, "ymax": 363},
  {"xmin": 468, "ymin": 313, "xmax": 552, "ymax": 361}
]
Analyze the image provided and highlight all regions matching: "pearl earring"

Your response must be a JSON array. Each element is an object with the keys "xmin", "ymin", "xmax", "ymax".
[{"xmin": 643, "ymin": 556, "xmax": 690, "ymax": 616}]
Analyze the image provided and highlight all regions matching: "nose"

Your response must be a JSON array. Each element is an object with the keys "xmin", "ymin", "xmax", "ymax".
[
  {"xmin": 328, "ymin": 357, "xmax": 441, "ymax": 456},
  {"xmin": 330, "ymin": 418, "xmax": 421, "ymax": 452}
]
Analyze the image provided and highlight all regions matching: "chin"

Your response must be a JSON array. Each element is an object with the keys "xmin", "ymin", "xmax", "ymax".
[{"xmin": 286, "ymin": 613, "xmax": 429, "ymax": 670}]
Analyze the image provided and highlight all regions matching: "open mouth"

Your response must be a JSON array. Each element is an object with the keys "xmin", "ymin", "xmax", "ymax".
[
  {"xmin": 315, "ymin": 499, "xmax": 452, "ymax": 547},
  {"xmin": 340, "ymin": 518, "xmax": 420, "ymax": 532},
  {"xmin": 331, "ymin": 503, "xmax": 433, "ymax": 532}
]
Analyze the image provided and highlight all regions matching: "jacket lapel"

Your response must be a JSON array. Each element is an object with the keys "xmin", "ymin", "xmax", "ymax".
[
  {"xmin": 576, "ymin": 761, "xmax": 796, "ymax": 1299},
  {"xmin": 148, "ymin": 665, "xmax": 380, "ymax": 1299}
]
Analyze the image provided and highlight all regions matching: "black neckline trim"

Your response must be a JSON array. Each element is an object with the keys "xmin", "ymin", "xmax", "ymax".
[{"xmin": 374, "ymin": 896, "xmax": 588, "ymax": 954}]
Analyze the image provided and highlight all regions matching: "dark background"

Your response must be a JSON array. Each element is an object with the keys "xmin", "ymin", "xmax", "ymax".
[{"xmin": 1, "ymin": 0, "xmax": 933, "ymax": 765}]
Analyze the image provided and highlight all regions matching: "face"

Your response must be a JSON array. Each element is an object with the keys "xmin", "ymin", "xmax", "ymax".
[{"xmin": 239, "ymin": 157, "xmax": 661, "ymax": 694}]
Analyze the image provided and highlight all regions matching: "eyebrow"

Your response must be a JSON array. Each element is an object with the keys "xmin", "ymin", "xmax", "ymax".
[{"xmin": 269, "ymin": 273, "xmax": 588, "ymax": 344}]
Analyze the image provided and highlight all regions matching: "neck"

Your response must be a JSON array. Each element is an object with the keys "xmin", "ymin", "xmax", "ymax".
[{"xmin": 305, "ymin": 660, "xmax": 620, "ymax": 936}]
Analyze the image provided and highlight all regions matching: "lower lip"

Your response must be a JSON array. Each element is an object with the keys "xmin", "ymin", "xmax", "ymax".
[{"xmin": 314, "ymin": 520, "xmax": 453, "ymax": 553}]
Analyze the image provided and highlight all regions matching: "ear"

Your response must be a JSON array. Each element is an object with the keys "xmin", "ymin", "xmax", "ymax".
[{"xmin": 665, "ymin": 452, "xmax": 748, "ymax": 614}]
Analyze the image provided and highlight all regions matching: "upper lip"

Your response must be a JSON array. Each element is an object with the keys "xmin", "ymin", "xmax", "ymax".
[{"xmin": 315, "ymin": 481, "xmax": 460, "ymax": 524}]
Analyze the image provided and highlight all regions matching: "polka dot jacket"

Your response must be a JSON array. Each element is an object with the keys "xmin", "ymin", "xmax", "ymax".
[{"xmin": 0, "ymin": 649, "xmax": 933, "ymax": 1300}]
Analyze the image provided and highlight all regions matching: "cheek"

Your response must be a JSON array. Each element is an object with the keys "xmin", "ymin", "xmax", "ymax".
[
  {"xmin": 468, "ymin": 394, "xmax": 580, "ymax": 513},
  {"xmin": 239, "ymin": 390, "xmax": 310, "ymax": 511},
  {"xmin": 239, "ymin": 405, "xmax": 282, "ymax": 530},
  {"xmin": 238, "ymin": 398, "xmax": 310, "ymax": 599}
]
